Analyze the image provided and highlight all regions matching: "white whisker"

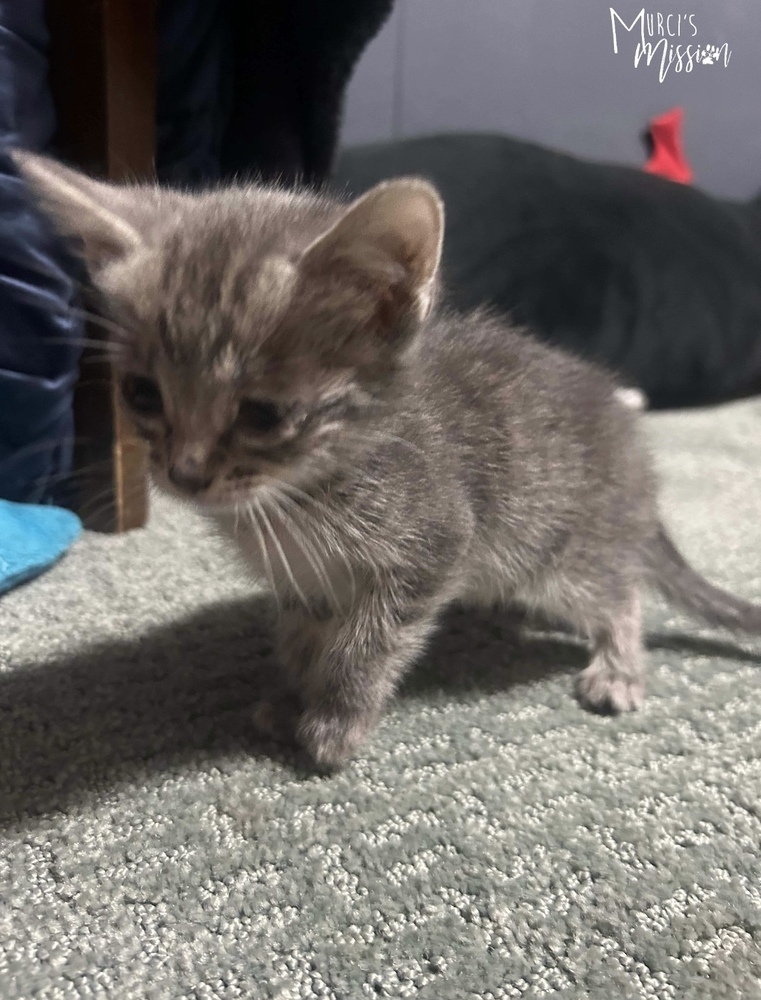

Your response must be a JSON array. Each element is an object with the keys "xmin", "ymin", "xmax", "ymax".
[
  {"xmin": 269, "ymin": 481, "xmax": 362, "ymax": 602},
  {"xmin": 256, "ymin": 497, "xmax": 311, "ymax": 612},
  {"xmin": 246, "ymin": 502, "xmax": 281, "ymax": 612},
  {"xmin": 359, "ymin": 429, "xmax": 427, "ymax": 459},
  {"xmin": 265, "ymin": 487, "xmax": 344, "ymax": 615}
]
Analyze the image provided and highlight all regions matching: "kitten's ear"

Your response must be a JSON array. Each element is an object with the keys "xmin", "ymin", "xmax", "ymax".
[
  {"xmin": 302, "ymin": 178, "xmax": 444, "ymax": 330},
  {"xmin": 12, "ymin": 150, "xmax": 161, "ymax": 275}
]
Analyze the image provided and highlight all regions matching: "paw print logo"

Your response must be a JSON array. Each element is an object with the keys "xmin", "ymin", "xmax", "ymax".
[{"xmin": 699, "ymin": 44, "xmax": 722, "ymax": 65}]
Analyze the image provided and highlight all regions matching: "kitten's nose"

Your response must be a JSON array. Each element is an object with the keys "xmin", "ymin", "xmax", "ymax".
[{"xmin": 168, "ymin": 459, "xmax": 211, "ymax": 494}]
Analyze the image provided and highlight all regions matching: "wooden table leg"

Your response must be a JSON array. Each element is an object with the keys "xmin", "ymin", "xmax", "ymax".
[{"xmin": 45, "ymin": 0, "xmax": 157, "ymax": 531}]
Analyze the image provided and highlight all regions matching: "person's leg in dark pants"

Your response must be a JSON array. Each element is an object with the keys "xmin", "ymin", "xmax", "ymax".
[{"xmin": 0, "ymin": 1, "xmax": 83, "ymax": 503}]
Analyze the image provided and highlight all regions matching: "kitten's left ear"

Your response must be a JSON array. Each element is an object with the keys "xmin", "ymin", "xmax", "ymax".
[{"xmin": 302, "ymin": 178, "xmax": 444, "ymax": 329}]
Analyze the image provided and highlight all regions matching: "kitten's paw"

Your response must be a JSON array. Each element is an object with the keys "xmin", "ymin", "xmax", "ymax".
[
  {"xmin": 251, "ymin": 694, "xmax": 300, "ymax": 744},
  {"xmin": 296, "ymin": 708, "xmax": 371, "ymax": 769},
  {"xmin": 575, "ymin": 664, "xmax": 644, "ymax": 714}
]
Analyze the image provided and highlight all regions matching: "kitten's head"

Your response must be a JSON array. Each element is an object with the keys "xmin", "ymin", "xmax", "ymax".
[{"xmin": 17, "ymin": 152, "xmax": 444, "ymax": 508}]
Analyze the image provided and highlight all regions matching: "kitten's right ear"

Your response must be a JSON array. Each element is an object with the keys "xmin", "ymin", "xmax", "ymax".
[{"xmin": 12, "ymin": 150, "xmax": 159, "ymax": 274}]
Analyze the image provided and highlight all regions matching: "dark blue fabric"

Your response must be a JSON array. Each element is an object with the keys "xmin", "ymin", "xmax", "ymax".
[{"xmin": 0, "ymin": 0, "xmax": 82, "ymax": 503}]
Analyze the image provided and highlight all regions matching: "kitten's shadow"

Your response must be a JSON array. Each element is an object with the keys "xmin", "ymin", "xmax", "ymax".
[
  {"xmin": 1, "ymin": 598, "xmax": 759, "ymax": 824},
  {"xmin": 400, "ymin": 605, "xmax": 587, "ymax": 699}
]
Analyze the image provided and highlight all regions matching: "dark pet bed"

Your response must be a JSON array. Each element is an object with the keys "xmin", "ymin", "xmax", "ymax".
[{"xmin": 335, "ymin": 133, "xmax": 761, "ymax": 409}]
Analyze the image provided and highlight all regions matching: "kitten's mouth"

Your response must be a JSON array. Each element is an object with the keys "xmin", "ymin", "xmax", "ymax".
[
  {"xmin": 150, "ymin": 468, "xmax": 242, "ymax": 510},
  {"xmin": 151, "ymin": 463, "xmax": 295, "ymax": 512},
  {"xmin": 196, "ymin": 477, "xmax": 271, "ymax": 511}
]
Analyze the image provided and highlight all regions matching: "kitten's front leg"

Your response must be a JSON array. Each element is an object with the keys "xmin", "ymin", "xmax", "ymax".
[{"xmin": 278, "ymin": 594, "xmax": 442, "ymax": 768}]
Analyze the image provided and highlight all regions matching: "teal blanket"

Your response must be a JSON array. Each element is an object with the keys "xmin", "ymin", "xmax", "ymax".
[{"xmin": 0, "ymin": 499, "xmax": 81, "ymax": 595}]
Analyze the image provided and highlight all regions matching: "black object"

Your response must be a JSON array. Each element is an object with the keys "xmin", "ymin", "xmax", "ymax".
[
  {"xmin": 336, "ymin": 133, "xmax": 761, "ymax": 409},
  {"xmin": 158, "ymin": 0, "xmax": 395, "ymax": 188}
]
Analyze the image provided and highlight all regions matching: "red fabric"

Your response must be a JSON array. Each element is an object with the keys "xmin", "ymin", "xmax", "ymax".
[{"xmin": 644, "ymin": 107, "xmax": 693, "ymax": 185}]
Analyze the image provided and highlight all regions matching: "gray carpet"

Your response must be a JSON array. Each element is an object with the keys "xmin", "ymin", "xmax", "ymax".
[{"xmin": 2, "ymin": 400, "xmax": 761, "ymax": 999}]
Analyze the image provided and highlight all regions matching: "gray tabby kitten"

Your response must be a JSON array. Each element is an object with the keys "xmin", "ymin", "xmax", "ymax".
[{"xmin": 18, "ymin": 152, "xmax": 761, "ymax": 768}]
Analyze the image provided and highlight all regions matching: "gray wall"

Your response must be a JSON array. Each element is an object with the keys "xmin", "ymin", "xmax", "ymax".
[{"xmin": 341, "ymin": 0, "xmax": 761, "ymax": 199}]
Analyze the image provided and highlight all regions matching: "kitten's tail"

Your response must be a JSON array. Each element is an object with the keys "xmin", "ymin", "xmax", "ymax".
[{"xmin": 647, "ymin": 524, "xmax": 761, "ymax": 633}]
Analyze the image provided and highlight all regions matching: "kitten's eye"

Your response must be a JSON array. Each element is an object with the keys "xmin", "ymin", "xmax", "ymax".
[
  {"xmin": 121, "ymin": 374, "xmax": 163, "ymax": 416},
  {"xmin": 237, "ymin": 399, "xmax": 283, "ymax": 433}
]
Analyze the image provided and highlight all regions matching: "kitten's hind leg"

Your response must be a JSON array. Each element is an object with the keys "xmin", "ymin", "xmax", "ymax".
[{"xmin": 575, "ymin": 591, "xmax": 645, "ymax": 713}]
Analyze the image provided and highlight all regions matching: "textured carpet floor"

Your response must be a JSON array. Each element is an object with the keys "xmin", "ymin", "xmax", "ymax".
[{"xmin": 2, "ymin": 401, "xmax": 761, "ymax": 999}]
